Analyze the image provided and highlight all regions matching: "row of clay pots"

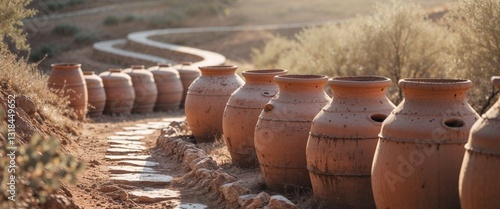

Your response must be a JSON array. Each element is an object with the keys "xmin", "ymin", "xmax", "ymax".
[
  {"xmin": 184, "ymin": 66, "xmax": 500, "ymax": 209},
  {"xmin": 47, "ymin": 62, "xmax": 201, "ymax": 118}
]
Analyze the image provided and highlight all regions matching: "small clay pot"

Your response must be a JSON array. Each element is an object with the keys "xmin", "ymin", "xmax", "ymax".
[
  {"xmin": 147, "ymin": 63, "xmax": 183, "ymax": 111},
  {"xmin": 459, "ymin": 76, "xmax": 500, "ymax": 209},
  {"xmin": 254, "ymin": 74, "xmax": 330, "ymax": 192},
  {"xmin": 47, "ymin": 63, "xmax": 88, "ymax": 120},
  {"xmin": 184, "ymin": 65, "xmax": 244, "ymax": 143},
  {"xmin": 307, "ymin": 76, "xmax": 395, "ymax": 208},
  {"xmin": 83, "ymin": 71, "xmax": 106, "ymax": 117},
  {"xmin": 223, "ymin": 69, "xmax": 287, "ymax": 168},
  {"xmin": 99, "ymin": 69, "xmax": 135, "ymax": 114},
  {"xmin": 123, "ymin": 65, "xmax": 158, "ymax": 113},
  {"xmin": 372, "ymin": 78, "xmax": 479, "ymax": 209},
  {"xmin": 176, "ymin": 62, "xmax": 201, "ymax": 108}
]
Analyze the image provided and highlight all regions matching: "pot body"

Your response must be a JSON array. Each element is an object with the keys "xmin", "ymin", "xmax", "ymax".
[
  {"xmin": 307, "ymin": 76, "xmax": 395, "ymax": 208},
  {"xmin": 123, "ymin": 65, "xmax": 158, "ymax": 113},
  {"xmin": 223, "ymin": 69, "xmax": 287, "ymax": 168},
  {"xmin": 83, "ymin": 71, "xmax": 106, "ymax": 117},
  {"xmin": 148, "ymin": 64, "xmax": 183, "ymax": 111},
  {"xmin": 47, "ymin": 63, "xmax": 88, "ymax": 120},
  {"xmin": 185, "ymin": 65, "xmax": 244, "ymax": 143},
  {"xmin": 372, "ymin": 78, "xmax": 479, "ymax": 209},
  {"xmin": 255, "ymin": 75, "xmax": 330, "ymax": 192},
  {"xmin": 176, "ymin": 63, "xmax": 201, "ymax": 108},
  {"xmin": 99, "ymin": 69, "xmax": 135, "ymax": 114},
  {"xmin": 459, "ymin": 76, "xmax": 500, "ymax": 209}
]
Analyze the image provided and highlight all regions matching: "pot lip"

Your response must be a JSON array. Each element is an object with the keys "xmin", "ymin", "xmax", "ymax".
[
  {"xmin": 83, "ymin": 71, "xmax": 95, "ymax": 75},
  {"xmin": 108, "ymin": 69, "xmax": 122, "ymax": 73},
  {"xmin": 131, "ymin": 65, "xmax": 145, "ymax": 69},
  {"xmin": 198, "ymin": 65, "xmax": 238, "ymax": 71},
  {"xmin": 492, "ymin": 76, "xmax": 500, "ymax": 87},
  {"xmin": 329, "ymin": 75, "xmax": 391, "ymax": 87},
  {"xmin": 157, "ymin": 63, "xmax": 172, "ymax": 67},
  {"xmin": 242, "ymin": 69, "xmax": 288, "ymax": 76},
  {"xmin": 51, "ymin": 63, "xmax": 81, "ymax": 69},
  {"xmin": 274, "ymin": 74, "xmax": 328, "ymax": 83},
  {"xmin": 399, "ymin": 78, "xmax": 472, "ymax": 90}
]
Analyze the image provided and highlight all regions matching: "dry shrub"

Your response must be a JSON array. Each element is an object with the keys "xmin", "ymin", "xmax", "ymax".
[
  {"xmin": 253, "ymin": 0, "xmax": 451, "ymax": 104},
  {"xmin": 444, "ymin": 0, "xmax": 500, "ymax": 114}
]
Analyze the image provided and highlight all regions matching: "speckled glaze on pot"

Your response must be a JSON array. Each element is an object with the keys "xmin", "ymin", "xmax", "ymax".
[
  {"xmin": 185, "ymin": 65, "xmax": 244, "ymax": 143},
  {"xmin": 223, "ymin": 69, "xmax": 288, "ymax": 168},
  {"xmin": 47, "ymin": 63, "xmax": 88, "ymax": 120},
  {"xmin": 147, "ymin": 63, "xmax": 183, "ymax": 111},
  {"xmin": 459, "ymin": 76, "xmax": 500, "ymax": 209},
  {"xmin": 254, "ymin": 74, "xmax": 330, "ymax": 192},
  {"xmin": 123, "ymin": 65, "xmax": 158, "ymax": 113},
  {"xmin": 176, "ymin": 62, "xmax": 201, "ymax": 108},
  {"xmin": 307, "ymin": 76, "xmax": 395, "ymax": 208},
  {"xmin": 99, "ymin": 69, "xmax": 135, "ymax": 114},
  {"xmin": 83, "ymin": 71, "xmax": 106, "ymax": 117},
  {"xmin": 372, "ymin": 78, "xmax": 479, "ymax": 209}
]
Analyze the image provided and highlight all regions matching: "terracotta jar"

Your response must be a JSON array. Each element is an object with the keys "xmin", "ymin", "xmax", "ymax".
[
  {"xmin": 307, "ymin": 76, "xmax": 395, "ymax": 208},
  {"xmin": 147, "ymin": 63, "xmax": 183, "ymax": 111},
  {"xmin": 123, "ymin": 65, "xmax": 158, "ymax": 113},
  {"xmin": 459, "ymin": 76, "xmax": 500, "ymax": 209},
  {"xmin": 83, "ymin": 71, "xmax": 106, "ymax": 117},
  {"xmin": 176, "ymin": 62, "xmax": 201, "ymax": 108},
  {"xmin": 372, "ymin": 78, "xmax": 479, "ymax": 209},
  {"xmin": 47, "ymin": 63, "xmax": 88, "ymax": 120},
  {"xmin": 254, "ymin": 74, "xmax": 330, "ymax": 192},
  {"xmin": 99, "ymin": 69, "xmax": 135, "ymax": 114},
  {"xmin": 223, "ymin": 69, "xmax": 288, "ymax": 168},
  {"xmin": 185, "ymin": 65, "xmax": 244, "ymax": 143}
]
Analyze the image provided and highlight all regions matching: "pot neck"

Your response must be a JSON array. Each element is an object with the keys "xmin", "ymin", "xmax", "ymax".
[
  {"xmin": 243, "ymin": 69, "xmax": 287, "ymax": 85},
  {"xmin": 399, "ymin": 78, "xmax": 472, "ymax": 101},
  {"xmin": 275, "ymin": 75, "xmax": 328, "ymax": 93},
  {"xmin": 199, "ymin": 65, "xmax": 238, "ymax": 76},
  {"xmin": 329, "ymin": 76, "xmax": 392, "ymax": 97},
  {"xmin": 51, "ymin": 63, "xmax": 81, "ymax": 70}
]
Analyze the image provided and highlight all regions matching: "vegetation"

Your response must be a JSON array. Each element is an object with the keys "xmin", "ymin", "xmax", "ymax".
[
  {"xmin": 253, "ymin": 0, "xmax": 500, "ymax": 112},
  {"xmin": 103, "ymin": 15, "xmax": 120, "ymax": 26},
  {"xmin": 52, "ymin": 23, "xmax": 80, "ymax": 36},
  {"xmin": 73, "ymin": 31, "xmax": 99, "ymax": 45},
  {"xmin": 29, "ymin": 43, "xmax": 61, "ymax": 62},
  {"xmin": 41, "ymin": 0, "xmax": 86, "ymax": 12},
  {"xmin": 0, "ymin": 0, "xmax": 36, "ymax": 52}
]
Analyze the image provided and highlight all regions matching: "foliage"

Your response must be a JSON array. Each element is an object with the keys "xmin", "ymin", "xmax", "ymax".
[
  {"xmin": 123, "ymin": 14, "xmax": 138, "ymax": 23},
  {"xmin": 42, "ymin": 0, "xmax": 86, "ymax": 11},
  {"xmin": 29, "ymin": 43, "xmax": 61, "ymax": 62},
  {"xmin": 445, "ymin": 0, "xmax": 500, "ymax": 114},
  {"xmin": 52, "ymin": 23, "xmax": 80, "ymax": 36},
  {"xmin": 73, "ymin": 32, "xmax": 99, "ymax": 45},
  {"xmin": 0, "ymin": 133, "xmax": 84, "ymax": 208},
  {"xmin": 103, "ymin": 15, "xmax": 120, "ymax": 26},
  {"xmin": 0, "ymin": 0, "xmax": 36, "ymax": 52}
]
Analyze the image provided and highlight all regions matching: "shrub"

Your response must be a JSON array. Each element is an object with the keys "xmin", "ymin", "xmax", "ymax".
[
  {"xmin": 123, "ymin": 14, "xmax": 137, "ymax": 23},
  {"xmin": 29, "ymin": 43, "xmax": 60, "ymax": 62},
  {"xmin": 52, "ymin": 23, "xmax": 80, "ymax": 36},
  {"xmin": 444, "ymin": 0, "xmax": 500, "ymax": 114},
  {"xmin": 0, "ymin": 0, "xmax": 36, "ymax": 51},
  {"xmin": 73, "ymin": 32, "xmax": 99, "ymax": 45},
  {"xmin": 103, "ymin": 15, "xmax": 120, "ymax": 26},
  {"xmin": 149, "ymin": 9, "xmax": 186, "ymax": 27}
]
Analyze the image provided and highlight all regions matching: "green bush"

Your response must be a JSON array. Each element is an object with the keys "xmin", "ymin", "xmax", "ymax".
[
  {"xmin": 0, "ymin": 0, "xmax": 36, "ymax": 51},
  {"xmin": 149, "ymin": 9, "xmax": 186, "ymax": 27},
  {"xmin": 103, "ymin": 15, "xmax": 120, "ymax": 26},
  {"xmin": 29, "ymin": 43, "xmax": 60, "ymax": 62},
  {"xmin": 123, "ymin": 14, "xmax": 137, "ymax": 23},
  {"xmin": 52, "ymin": 23, "xmax": 80, "ymax": 36},
  {"xmin": 73, "ymin": 32, "xmax": 99, "ymax": 45}
]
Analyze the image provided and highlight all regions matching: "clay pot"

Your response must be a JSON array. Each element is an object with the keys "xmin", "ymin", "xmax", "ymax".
[
  {"xmin": 254, "ymin": 74, "xmax": 330, "ymax": 192},
  {"xmin": 123, "ymin": 65, "xmax": 158, "ymax": 113},
  {"xmin": 185, "ymin": 65, "xmax": 244, "ymax": 143},
  {"xmin": 372, "ymin": 78, "xmax": 479, "ymax": 209},
  {"xmin": 83, "ymin": 71, "xmax": 106, "ymax": 117},
  {"xmin": 147, "ymin": 63, "xmax": 183, "ymax": 111},
  {"xmin": 176, "ymin": 62, "xmax": 201, "ymax": 108},
  {"xmin": 47, "ymin": 63, "xmax": 88, "ymax": 120},
  {"xmin": 459, "ymin": 76, "xmax": 500, "ymax": 209},
  {"xmin": 223, "ymin": 69, "xmax": 288, "ymax": 168},
  {"xmin": 307, "ymin": 76, "xmax": 395, "ymax": 208},
  {"xmin": 99, "ymin": 69, "xmax": 135, "ymax": 114}
]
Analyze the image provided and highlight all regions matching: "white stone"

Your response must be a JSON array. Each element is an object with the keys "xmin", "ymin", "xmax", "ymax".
[
  {"xmin": 267, "ymin": 195, "xmax": 297, "ymax": 209},
  {"xmin": 107, "ymin": 166, "xmax": 158, "ymax": 174},
  {"xmin": 109, "ymin": 144, "xmax": 148, "ymax": 150},
  {"xmin": 162, "ymin": 116, "xmax": 186, "ymax": 122},
  {"xmin": 107, "ymin": 139, "xmax": 145, "ymax": 145},
  {"xmin": 106, "ymin": 147, "xmax": 144, "ymax": 154},
  {"xmin": 114, "ymin": 131, "xmax": 137, "ymax": 136},
  {"xmin": 110, "ymin": 173, "xmax": 173, "ymax": 186},
  {"xmin": 123, "ymin": 126, "xmax": 148, "ymax": 131},
  {"xmin": 132, "ymin": 129, "xmax": 156, "ymax": 135},
  {"xmin": 176, "ymin": 203, "xmax": 208, "ymax": 209},
  {"xmin": 117, "ymin": 160, "xmax": 159, "ymax": 167},
  {"xmin": 105, "ymin": 155, "xmax": 152, "ymax": 161},
  {"xmin": 128, "ymin": 187, "xmax": 180, "ymax": 203}
]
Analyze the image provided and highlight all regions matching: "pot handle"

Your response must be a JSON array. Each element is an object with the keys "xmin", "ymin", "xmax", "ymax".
[{"xmin": 264, "ymin": 104, "xmax": 274, "ymax": 112}]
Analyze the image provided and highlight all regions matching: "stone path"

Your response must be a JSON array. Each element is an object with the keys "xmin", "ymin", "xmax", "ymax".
[{"xmin": 102, "ymin": 115, "xmax": 209, "ymax": 209}]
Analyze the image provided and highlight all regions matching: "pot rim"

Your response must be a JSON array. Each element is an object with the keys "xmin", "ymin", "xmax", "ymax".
[
  {"xmin": 274, "ymin": 74, "xmax": 328, "ymax": 84},
  {"xmin": 83, "ymin": 71, "xmax": 95, "ymax": 75},
  {"xmin": 198, "ymin": 65, "xmax": 238, "ymax": 71},
  {"xmin": 398, "ymin": 78, "xmax": 472, "ymax": 90},
  {"xmin": 109, "ymin": 69, "xmax": 122, "ymax": 73},
  {"xmin": 243, "ymin": 69, "xmax": 287, "ymax": 76},
  {"xmin": 329, "ymin": 75, "xmax": 391, "ymax": 88},
  {"xmin": 51, "ymin": 63, "xmax": 81, "ymax": 69}
]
